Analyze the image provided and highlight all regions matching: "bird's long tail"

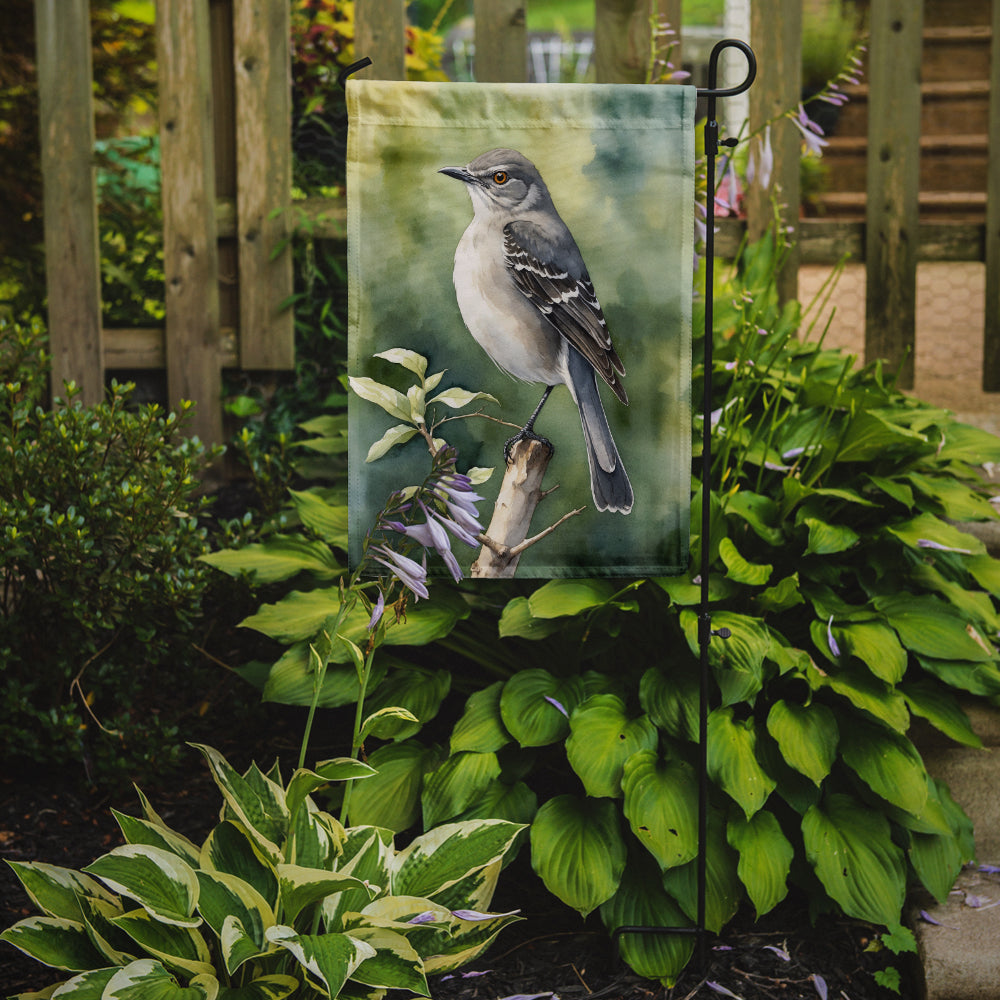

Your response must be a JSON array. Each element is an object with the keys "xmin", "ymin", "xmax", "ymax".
[{"xmin": 566, "ymin": 347, "xmax": 634, "ymax": 514}]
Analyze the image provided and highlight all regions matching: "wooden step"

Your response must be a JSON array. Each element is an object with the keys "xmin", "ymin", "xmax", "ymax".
[
  {"xmin": 822, "ymin": 134, "xmax": 989, "ymax": 193},
  {"xmin": 922, "ymin": 25, "xmax": 993, "ymax": 82},
  {"xmin": 813, "ymin": 190, "xmax": 987, "ymax": 222}
]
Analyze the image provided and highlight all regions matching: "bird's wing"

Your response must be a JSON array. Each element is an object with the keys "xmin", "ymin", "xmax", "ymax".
[{"xmin": 504, "ymin": 220, "xmax": 627, "ymax": 405}]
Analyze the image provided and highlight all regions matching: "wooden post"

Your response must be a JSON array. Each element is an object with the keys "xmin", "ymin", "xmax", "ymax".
[
  {"xmin": 157, "ymin": 0, "xmax": 223, "ymax": 444},
  {"xmin": 864, "ymin": 0, "xmax": 923, "ymax": 390},
  {"xmin": 233, "ymin": 0, "xmax": 294, "ymax": 369},
  {"xmin": 34, "ymin": 0, "xmax": 104, "ymax": 405},
  {"xmin": 354, "ymin": 0, "xmax": 406, "ymax": 80},
  {"xmin": 594, "ymin": 0, "xmax": 651, "ymax": 84},
  {"xmin": 983, "ymin": 0, "xmax": 1000, "ymax": 390},
  {"xmin": 474, "ymin": 0, "xmax": 526, "ymax": 82},
  {"xmin": 746, "ymin": 0, "xmax": 801, "ymax": 305}
]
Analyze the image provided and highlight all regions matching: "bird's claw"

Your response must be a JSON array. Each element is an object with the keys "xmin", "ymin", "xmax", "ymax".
[{"xmin": 503, "ymin": 427, "xmax": 554, "ymax": 464}]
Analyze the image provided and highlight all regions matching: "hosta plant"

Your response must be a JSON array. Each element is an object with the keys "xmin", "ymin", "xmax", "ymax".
[{"xmin": 1, "ymin": 744, "xmax": 523, "ymax": 999}]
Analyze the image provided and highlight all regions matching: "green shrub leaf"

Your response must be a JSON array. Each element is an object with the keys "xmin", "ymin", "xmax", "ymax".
[{"xmin": 530, "ymin": 796, "xmax": 626, "ymax": 916}]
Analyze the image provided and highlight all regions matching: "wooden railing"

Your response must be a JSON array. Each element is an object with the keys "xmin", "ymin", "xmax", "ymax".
[{"xmin": 32, "ymin": 0, "xmax": 1000, "ymax": 445}]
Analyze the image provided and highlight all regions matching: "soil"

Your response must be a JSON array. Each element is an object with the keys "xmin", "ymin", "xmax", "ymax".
[{"xmin": 0, "ymin": 742, "xmax": 913, "ymax": 1000}]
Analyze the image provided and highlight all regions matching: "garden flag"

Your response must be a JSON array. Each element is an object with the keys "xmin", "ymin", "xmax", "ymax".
[{"xmin": 347, "ymin": 80, "xmax": 696, "ymax": 578}]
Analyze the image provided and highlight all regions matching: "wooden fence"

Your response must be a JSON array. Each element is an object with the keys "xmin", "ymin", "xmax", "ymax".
[{"xmin": 33, "ymin": 0, "xmax": 1000, "ymax": 445}]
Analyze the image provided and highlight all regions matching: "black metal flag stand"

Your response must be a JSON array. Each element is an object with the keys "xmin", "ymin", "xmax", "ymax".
[{"xmin": 340, "ymin": 39, "xmax": 758, "ymax": 975}]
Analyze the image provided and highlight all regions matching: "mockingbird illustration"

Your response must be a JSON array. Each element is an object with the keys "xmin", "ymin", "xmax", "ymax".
[{"xmin": 439, "ymin": 147, "xmax": 634, "ymax": 515}]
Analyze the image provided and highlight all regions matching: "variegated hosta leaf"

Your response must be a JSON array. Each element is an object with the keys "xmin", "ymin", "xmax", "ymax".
[
  {"xmin": 110, "ymin": 908, "xmax": 214, "ymax": 979},
  {"xmin": 566, "ymin": 695, "xmax": 658, "ymax": 798},
  {"xmin": 265, "ymin": 925, "xmax": 376, "ymax": 998},
  {"xmin": 765, "ymin": 700, "xmax": 838, "ymax": 786},
  {"xmin": 214, "ymin": 974, "xmax": 299, "ymax": 999},
  {"xmin": 112, "ymin": 811, "xmax": 202, "ymax": 868},
  {"xmin": 219, "ymin": 915, "xmax": 270, "ymax": 980},
  {"xmin": 285, "ymin": 760, "xmax": 374, "ymax": 825},
  {"xmin": 706, "ymin": 707, "xmax": 776, "ymax": 819},
  {"xmin": 276, "ymin": 864, "xmax": 376, "ymax": 925},
  {"xmin": 288, "ymin": 802, "xmax": 344, "ymax": 870},
  {"xmin": 191, "ymin": 746, "xmax": 288, "ymax": 863},
  {"xmin": 46, "ymin": 966, "xmax": 118, "ymax": 997},
  {"xmin": 77, "ymin": 894, "xmax": 136, "ymax": 966},
  {"xmin": 200, "ymin": 822, "xmax": 278, "ymax": 910},
  {"xmin": 83, "ymin": 845, "xmax": 200, "ymax": 928},
  {"xmin": 391, "ymin": 820, "xmax": 524, "ymax": 901},
  {"xmin": 0, "ymin": 916, "xmax": 107, "ymax": 971},
  {"xmin": 195, "ymin": 870, "xmax": 274, "ymax": 973},
  {"xmin": 599, "ymin": 853, "xmax": 694, "ymax": 987},
  {"xmin": 727, "ymin": 810, "xmax": 793, "ymax": 917},
  {"xmin": 323, "ymin": 829, "xmax": 393, "ymax": 931},
  {"xmin": 102, "ymin": 958, "xmax": 218, "ymax": 999},
  {"xmin": 621, "ymin": 751, "xmax": 699, "ymax": 871},
  {"xmin": 345, "ymin": 926, "xmax": 429, "ymax": 995},
  {"xmin": 529, "ymin": 795, "xmax": 626, "ymax": 917},
  {"xmin": 4, "ymin": 861, "xmax": 118, "ymax": 922},
  {"xmin": 422, "ymin": 907, "xmax": 522, "ymax": 975},
  {"xmin": 802, "ymin": 793, "xmax": 906, "ymax": 926}
]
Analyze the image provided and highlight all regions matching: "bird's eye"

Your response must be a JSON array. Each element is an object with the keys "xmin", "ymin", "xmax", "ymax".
[{"xmin": 493, "ymin": 171, "xmax": 508, "ymax": 185}]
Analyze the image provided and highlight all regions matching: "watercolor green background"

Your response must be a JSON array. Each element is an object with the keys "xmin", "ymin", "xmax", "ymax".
[{"xmin": 347, "ymin": 81, "xmax": 695, "ymax": 578}]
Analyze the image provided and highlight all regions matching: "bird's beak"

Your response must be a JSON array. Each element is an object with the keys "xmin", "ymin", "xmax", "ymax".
[{"xmin": 439, "ymin": 166, "xmax": 475, "ymax": 184}]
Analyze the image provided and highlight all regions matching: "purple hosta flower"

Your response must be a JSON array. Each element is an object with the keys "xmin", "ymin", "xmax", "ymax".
[
  {"xmin": 917, "ymin": 538, "xmax": 973, "ymax": 555},
  {"xmin": 746, "ymin": 124, "xmax": 774, "ymax": 190},
  {"xmin": 441, "ymin": 970, "xmax": 493, "ymax": 982},
  {"xmin": 715, "ymin": 157, "xmax": 741, "ymax": 215},
  {"xmin": 451, "ymin": 908, "xmax": 521, "ymax": 921},
  {"xmin": 763, "ymin": 944, "xmax": 791, "ymax": 962},
  {"xmin": 812, "ymin": 974, "xmax": 828, "ymax": 1000},
  {"xmin": 367, "ymin": 590, "xmax": 385, "ymax": 631},
  {"xmin": 371, "ymin": 544, "xmax": 430, "ymax": 600},
  {"xmin": 979, "ymin": 864, "xmax": 1000, "ymax": 874},
  {"xmin": 407, "ymin": 911, "xmax": 438, "ymax": 925},
  {"xmin": 792, "ymin": 103, "xmax": 829, "ymax": 156},
  {"xmin": 544, "ymin": 695, "xmax": 569, "ymax": 718},
  {"xmin": 827, "ymin": 615, "xmax": 842, "ymax": 658},
  {"xmin": 706, "ymin": 983, "xmax": 742, "ymax": 999}
]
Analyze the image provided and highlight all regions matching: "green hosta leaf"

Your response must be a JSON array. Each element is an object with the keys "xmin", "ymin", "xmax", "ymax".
[
  {"xmin": 83, "ymin": 846, "xmax": 200, "ymax": 928},
  {"xmin": 724, "ymin": 490, "xmax": 784, "ymax": 545},
  {"xmin": 393, "ymin": 820, "xmax": 524, "ymax": 901},
  {"xmin": 365, "ymin": 423, "xmax": 419, "ymax": 462},
  {"xmin": 707, "ymin": 708, "xmax": 776, "ymax": 818},
  {"xmin": 421, "ymin": 751, "xmax": 502, "ymax": 828},
  {"xmin": 112, "ymin": 812, "xmax": 201, "ymax": 868},
  {"xmin": 265, "ymin": 925, "xmax": 375, "ymax": 997},
  {"xmin": 866, "ymin": 474, "xmax": 914, "ymax": 509},
  {"xmin": 111, "ymin": 908, "xmax": 214, "ymax": 978},
  {"xmin": 680, "ymin": 611, "xmax": 770, "ymax": 706},
  {"xmin": 373, "ymin": 347, "xmax": 427, "ymax": 378},
  {"xmin": 287, "ymin": 490, "xmax": 349, "ymax": 546},
  {"xmin": 348, "ymin": 376, "xmax": 411, "ymax": 421},
  {"xmin": 802, "ymin": 793, "xmax": 906, "ymax": 926},
  {"xmin": 5, "ymin": 862, "xmax": 118, "ymax": 922},
  {"xmin": 497, "ymin": 596, "xmax": 565, "ymax": 639},
  {"xmin": 874, "ymin": 594, "xmax": 995, "ymax": 662},
  {"xmin": 719, "ymin": 537, "xmax": 772, "ymax": 586},
  {"xmin": 835, "ymin": 410, "xmax": 927, "ymax": 463},
  {"xmin": 809, "ymin": 661, "xmax": 910, "ymax": 732},
  {"xmin": 530, "ymin": 795, "xmax": 626, "ymax": 917},
  {"xmin": 916, "ymin": 655, "xmax": 1000, "ymax": 697},
  {"xmin": 426, "ymin": 386, "xmax": 499, "ymax": 410},
  {"xmin": 261, "ymin": 643, "xmax": 385, "ymax": 709},
  {"xmin": 347, "ymin": 740, "xmax": 442, "ymax": 832},
  {"xmin": 190, "ymin": 746, "xmax": 287, "ymax": 863},
  {"xmin": 639, "ymin": 664, "xmax": 699, "ymax": 742},
  {"xmin": 886, "ymin": 512, "xmax": 985, "ymax": 556},
  {"xmin": 935, "ymin": 421, "xmax": 1000, "ymax": 464},
  {"xmin": 216, "ymin": 975, "xmax": 299, "ymax": 1000},
  {"xmin": 765, "ymin": 700, "xmax": 838, "ymax": 786},
  {"xmin": 906, "ymin": 472, "xmax": 998, "ymax": 521},
  {"xmin": 362, "ymin": 667, "xmax": 451, "ymax": 740},
  {"xmin": 195, "ymin": 871, "xmax": 273, "ymax": 974},
  {"xmin": 499, "ymin": 670, "xmax": 584, "ymax": 747},
  {"xmin": 621, "ymin": 751, "xmax": 699, "ymax": 871},
  {"xmin": 599, "ymin": 853, "xmax": 694, "ymax": 987},
  {"xmin": 566, "ymin": 695, "xmax": 658, "ymax": 799},
  {"xmin": 277, "ymin": 865, "xmax": 374, "ymax": 925},
  {"xmin": 836, "ymin": 621, "xmax": 907, "ymax": 684},
  {"xmin": 526, "ymin": 579, "xmax": 618, "ymax": 618},
  {"xmin": 661, "ymin": 811, "xmax": 741, "ymax": 933},
  {"xmin": 654, "ymin": 573, "xmax": 737, "ymax": 606},
  {"xmin": 755, "ymin": 573, "xmax": 804, "ymax": 614},
  {"xmin": 103, "ymin": 959, "xmax": 217, "ymax": 1000},
  {"xmin": 966, "ymin": 553, "xmax": 1000, "ymax": 597},
  {"xmin": 911, "ymin": 562, "xmax": 1000, "ymax": 633},
  {"xmin": 901, "ymin": 680, "xmax": 982, "ymax": 748},
  {"xmin": 453, "ymin": 779, "xmax": 538, "ymax": 827},
  {"xmin": 0, "ymin": 916, "xmax": 107, "ymax": 971},
  {"xmin": 200, "ymin": 822, "xmax": 278, "ymax": 910},
  {"xmin": 839, "ymin": 718, "xmax": 929, "ymax": 816},
  {"xmin": 451, "ymin": 682, "xmax": 511, "ymax": 754},
  {"xmin": 200, "ymin": 536, "xmax": 341, "ymax": 584},
  {"xmin": 727, "ymin": 811, "xmax": 793, "ymax": 917},
  {"xmin": 803, "ymin": 517, "xmax": 859, "ymax": 556},
  {"xmin": 909, "ymin": 827, "xmax": 966, "ymax": 905},
  {"xmin": 346, "ymin": 926, "xmax": 429, "ymax": 994}
]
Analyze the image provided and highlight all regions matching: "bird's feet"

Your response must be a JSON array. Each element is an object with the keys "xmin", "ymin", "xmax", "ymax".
[{"xmin": 504, "ymin": 426, "xmax": 554, "ymax": 464}]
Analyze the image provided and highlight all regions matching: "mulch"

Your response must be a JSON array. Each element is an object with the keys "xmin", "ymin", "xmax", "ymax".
[{"xmin": 1, "ymin": 742, "xmax": 913, "ymax": 1000}]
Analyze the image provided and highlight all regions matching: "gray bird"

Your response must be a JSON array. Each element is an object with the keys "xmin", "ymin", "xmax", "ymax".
[{"xmin": 439, "ymin": 148, "xmax": 634, "ymax": 514}]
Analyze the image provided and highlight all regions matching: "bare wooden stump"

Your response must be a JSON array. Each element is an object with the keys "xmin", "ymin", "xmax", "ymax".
[{"xmin": 472, "ymin": 439, "xmax": 585, "ymax": 578}]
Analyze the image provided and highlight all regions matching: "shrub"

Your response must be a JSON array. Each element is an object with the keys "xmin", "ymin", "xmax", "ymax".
[
  {"xmin": 0, "ymin": 317, "xmax": 219, "ymax": 784},
  {"xmin": 1, "ymin": 744, "xmax": 524, "ymax": 998}
]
